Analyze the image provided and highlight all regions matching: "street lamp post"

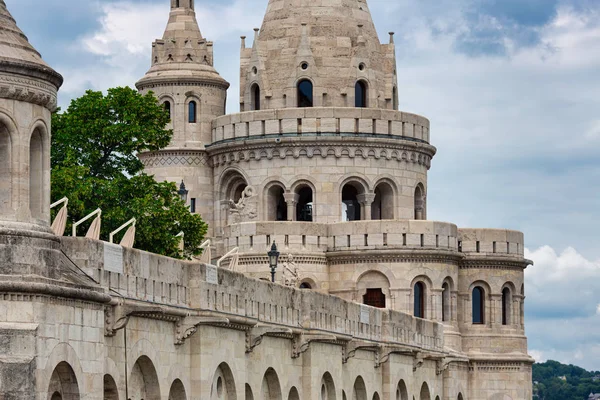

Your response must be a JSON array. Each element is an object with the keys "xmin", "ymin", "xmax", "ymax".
[
  {"xmin": 268, "ymin": 242, "xmax": 280, "ymax": 283},
  {"xmin": 178, "ymin": 181, "xmax": 188, "ymax": 203}
]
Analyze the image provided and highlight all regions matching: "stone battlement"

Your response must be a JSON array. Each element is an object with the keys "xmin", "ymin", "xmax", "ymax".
[
  {"xmin": 211, "ymin": 108, "xmax": 431, "ymax": 145},
  {"xmin": 458, "ymin": 228, "xmax": 525, "ymax": 257}
]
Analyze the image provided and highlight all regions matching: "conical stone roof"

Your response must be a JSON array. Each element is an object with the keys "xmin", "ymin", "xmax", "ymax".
[
  {"xmin": 0, "ymin": 0, "xmax": 62, "ymax": 89},
  {"xmin": 136, "ymin": 3, "xmax": 228, "ymax": 89}
]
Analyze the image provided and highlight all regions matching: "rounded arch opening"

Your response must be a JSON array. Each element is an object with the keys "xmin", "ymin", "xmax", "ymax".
[
  {"xmin": 457, "ymin": 394, "xmax": 464, "ymax": 400},
  {"xmin": 47, "ymin": 361, "xmax": 80, "ymax": 400},
  {"xmin": 414, "ymin": 183, "xmax": 426, "ymax": 220},
  {"xmin": 103, "ymin": 374, "xmax": 119, "ymax": 400},
  {"xmin": 261, "ymin": 368, "xmax": 282, "ymax": 400},
  {"xmin": 296, "ymin": 184, "xmax": 313, "ymax": 222},
  {"xmin": 358, "ymin": 270, "xmax": 390, "ymax": 309},
  {"xmin": 163, "ymin": 100, "xmax": 172, "ymax": 120},
  {"xmin": 472, "ymin": 286, "xmax": 486, "ymax": 324},
  {"xmin": 352, "ymin": 376, "xmax": 367, "ymax": 400},
  {"xmin": 373, "ymin": 394, "xmax": 380, "ymax": 400},
  {"xmin": 188, "ymin": 100, "xmax": 197, "ymax": 123},
  {"xmin": 170, "ymin": 379, "xmax": 187, "ymax": 400},
  {"xmin": 129, "ymin": 356, "xmax": 160, "ymax": 400},
  {"xmin": 342, "ymin": 181, "xmax": 366, "ymax": 221},
  {"xmin": 297, "ymin": 79, "xmax": 313, "ymax": 107},
  {"xmin": 288, "ymin": 387, "xmax": 300, "ymax": 400},
  {"xmin": 246, "ymin": 383, "xmax": 254, "ymax": 400},
  {"xmin": 211, "ymin": 362, "xmax": 237, "ymax": 400},
  {"xmin": 502, "ymin": 286, "xmax": 512, "ymax": 326},
  {"xmin": 30, "ymin": 127, "xmax": 45, "ymax": 220},
  {"xmin": 419, "ymin": 382, "xmax": 431, "ymax": 400},
  {"xmin": 414, "ymin": 281, "xmax": 426, "ymax": 319},
  {"xmin": 0, "ymin": 121, "xmax": 11, "ymax": 214},
  {"xmin": 442, "ymin": 277, "xmax": 454, "ymax": 322},
  {"xmin": 355, "ymin": 80, "xmax": 368, "ymax": 108},
  {"xmin": 266, "ymin": 183, "xmax": 287, "ymax": 221},
  {"xmin": 372, "ymin": 181, "xmax": 395, "ymax": 220},
  {"xmin": 321, "ymin": 372, "xmax": 336, "ymax": 400},
  {"xmin": 396, "ymin": 380, "xmax": 408, "ymax": 400},
  {"xmin": 251, "ymin": 83, "xmax": 261, "ymax": 111}
]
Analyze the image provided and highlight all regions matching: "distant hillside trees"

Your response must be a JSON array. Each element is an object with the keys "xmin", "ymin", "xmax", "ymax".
[{"xmin": 534, "ymin": 360, "xmax": 600, "ymax": 400}]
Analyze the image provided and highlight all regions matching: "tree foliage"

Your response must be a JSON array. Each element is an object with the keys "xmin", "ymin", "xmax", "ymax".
[
  {"xmin": 51, "ymin": 87, "xmax": 207, "ymax": 259},
  {"xmin": 533, "ymin": 360, "xmax": 600, "ymax": 400}
]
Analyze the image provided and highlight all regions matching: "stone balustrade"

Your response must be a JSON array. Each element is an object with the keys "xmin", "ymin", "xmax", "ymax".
[
  {"xmin": 211, "ymin": 108, "xmax": 431, "ymax": 145},
  {"xmin": 224, "ymin": 220, "xmax": 459, "ymax": 254}
]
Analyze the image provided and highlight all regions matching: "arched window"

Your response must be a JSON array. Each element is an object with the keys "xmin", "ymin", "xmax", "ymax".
[
  {"xmin": 372, "ymin": 182, "xmax": 394, "ymax": 220},
  {"xmin": 502, "ymin": 287, "xmax": 511, "ymax": 325},
  {"xmin": 363, "ymin": 288, "xmax": 386, "ymax": 308},
  {"xmin": 175, "ymin": 0, "xmax": 180, "ymax": 7},
  {"xmin": 414, "ymin": 282, "xmax": 425, "ymax": 318},
  {"xmin": 266, "ymin": 185, "xmax": 287, "ymax": 221},
  {"xmin": 297, "ymin": 80, "xmax": 313, "ymax": 107},
  {"xmin": 299, "ymin": 282, "xmax": 312, "ymax": 289},
  {"xmin": 0, "ymin": 122, "xmax": 11, "ymax": 214},
  {"xmin": 188, "ymin": 101, "xmax": 197, "ymax": 123},
  {"xmin": 104, "ymin": 375, "xmax": 118, "ymax": 400},
  {"xmin": 442, "ymin": 282, "xmax": 450, "ymax": 322},
  {"xmin": 251, "ymin": 83, "xmax": 261, "ymax": 111},
  {"xmin": 30, "ymin": 129, "xmax": 44, "ymax": 220},
  {"xmin": 355, "ymin": 81, "xmax": 367, "ymax": 108},
  {"xmin": 164, "ymin": 101, "xmax": 171, "ymax": 120},
  {"xmin": 472, "ymin": 286, "xmax": 485, "ymax": 324},
  {"xmin": 296, "ymin": 186, "xmax": 313, "ymax": 222},
  {"xmin": 414, "ymin": 184, "xmax": 425, "ymax": 220},
  {"xmin": 342, "ymin": 183, "xmax": 362, "ymax": 221}
]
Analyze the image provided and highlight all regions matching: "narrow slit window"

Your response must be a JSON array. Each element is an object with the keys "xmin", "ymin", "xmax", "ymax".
[
  {"xmin": 188, "ymin": 101, "xmax": 197, "ymax": 123},
  {"xmin": 297, "ymin": 80, "xmax": 313, "ymax": 107},
  {"xmin": 355, "ymin": 80, "xmax": 367, "ymax": 108}
]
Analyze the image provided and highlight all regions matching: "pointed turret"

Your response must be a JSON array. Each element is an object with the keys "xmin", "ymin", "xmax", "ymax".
[{"xmin": 239, "ymin": 0, "xmax": 397, "ymax": 110}]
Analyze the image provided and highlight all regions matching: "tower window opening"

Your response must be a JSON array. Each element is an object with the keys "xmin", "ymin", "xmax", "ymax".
[
  {"xmin": 0, "ymin": 123, "xmax": 10, "ymax": 214},
  {"xmin": 297, "ymin": 80, "xmax": 313, "ymax": 107},
  {"xmin": 414, "ymin": 184, "xmax": 425, "ymax": 220},
  {"xmin": 414, "ymin": 282, "xmax": 425, "ymax": 318},
  {"xmin": 190, "ymin": 198, "xmax": 196, "ymax": 213},
  {"xmin": 251, "ymin": 84, "xmax": 261, "ymax": 111},
  {"xmin": 164, "ymin": 101, "xmax": 171, "ymax": 120},
  {"xmin": 267, "ymin": 185, "xmax": 287, "ymax": 221},
  {"xmin": 442, "ymin": 282, "xmax": 450, "ymax": 322},
  {"xmin": 363, "ymin": 288, "xmax": 386, "ymax": 308},
  {"xmin": 296, "ymin": 186, "xmax": 313, "ymax": 222},
  {"xmin": 502, "ymin": 287, "xmax": 511, "ymax": 325},
  {"xmin": 472, "ymin": 286, "xmax": 485, "ymax": 324},
  {"xmin": 188, "ymin": 101, "xmax": 197, "ymax": 123},
  {"xmin": 341, "ymin": 184, "xmax": 361, "ymax": 221},
  {"xmin": 30, "ymin": 129, "xmax": 44, "ymax": 219},
  {"xmin": 355, "ymin": 80, "xmax": 368, "ymax": 108}
]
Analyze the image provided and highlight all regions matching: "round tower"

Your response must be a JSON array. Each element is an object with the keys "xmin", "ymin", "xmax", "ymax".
[
  {"xmin": 0, "ymin": 0, "xmax": 64, "ymax": 276},
  {"xmin": 137, "ymin": 0, "xmax": 229, "ymax": 236}
]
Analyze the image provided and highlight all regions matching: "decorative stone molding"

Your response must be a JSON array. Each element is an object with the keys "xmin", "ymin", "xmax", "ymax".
[
  {"xmin": 140, "ymin": 150, "xmax": 210, "ymax": 168},
  {"xmin": 0, "ymin": 72, "xmax": 58, "ymax": 110},
  {"xmin": 328, "ymin": 252, "xmax": 463, "ymax": 266},
  {"xmin": 245, "ymin": 324, "xmax": 293, "ymax": 353},
  {"xmin": 175, "ymin": 315, "xmax": 230, "ymax": 345}
]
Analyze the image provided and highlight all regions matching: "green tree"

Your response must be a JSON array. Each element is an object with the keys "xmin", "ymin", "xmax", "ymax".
[{"xmin": 51, "ymin": 87, "xmax": 207, "ymax": 259}]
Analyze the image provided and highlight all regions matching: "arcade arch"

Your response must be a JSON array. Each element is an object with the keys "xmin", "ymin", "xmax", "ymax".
[
  {"xmin": 342, "ymin": 180, "xmax": 366, "ymax": 221},
  {"xmin": 170, "ymin": 379, "xmax": 187, "ymax": 400},
  {"xmin": 103, "ymin": 374, "xmax": 118, "ymax": 400},
  {"xmin": 288, "ymin": 387, "xmax": 300, "ymax": 400},
  {"xmin": 419, "ymin": 382, "xmax": 431, "ymax": 400},
  {"xmin": 352, "ymin": 376, "xmax": 367, "ymax": 400},
  {"xmin": 372, "ymin": 180, "xmax": 394, "ymax": 220},
  {"xmin": 211, "ymin": 362, "xmax": 236, "ymax": 400},
  {"xmin": 265, "ymin": 182, "xmax": 287, "ymax": 221},
  {"xmin": 414, "ymin": 183, "xmax": 426, "ymax": 220},
  {"xmin": 358, "ymin": 271, "xmax": 390, "ymax": 309},
  {"xmin": 129, "ymin": 356, "xmax": 160, "ymax": 400},
  {"xmin": 396, "ymin": 380, "xmax": 408, "ymax": 400},
  {"xmin": 261, "ymin": 368, "xmax": 282, "ymax": 400},
  {"xmin": 321, "ymin": 372, "xmax": 336, "ymax": 400},
  {"xmin": 47, "ymin": 362, "xmax": 80, "ymax": 400}
]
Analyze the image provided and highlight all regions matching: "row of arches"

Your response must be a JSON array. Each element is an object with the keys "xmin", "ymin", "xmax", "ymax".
[
  {"xmin": 161, "ymin": 98, "xmax": 198, "ymax": 124},
  {"xmin": 249, "ymin": 79, "xmax": 384, "ymax": 110},
  {"xmin": 223, "ymin": 172, "xmax": 427, "ymax": 222},
  {"xmin": 0, "ymin": 117, "xmax": 47, "ymax": 221}
]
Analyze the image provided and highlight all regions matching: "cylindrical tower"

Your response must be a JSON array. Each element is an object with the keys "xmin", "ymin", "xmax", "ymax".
[
  {"xmin": 0, "ymin": 0, "xmax": 64, "ymax": 277},
  {"xmin": 137, "ymin": 0, "xmax": 230, "ymax": 236}
]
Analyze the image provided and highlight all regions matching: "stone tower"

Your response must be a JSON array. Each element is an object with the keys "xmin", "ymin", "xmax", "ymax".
[
  {"xmin": 0, "ymin": 0, "xmax": 64, "ymax": 277},
  {"xmin": 137, "ymin": 0, "xmax": 230, "ymax": 235}
]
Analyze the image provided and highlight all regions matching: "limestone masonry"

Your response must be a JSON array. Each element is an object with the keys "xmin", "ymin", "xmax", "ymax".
[{"xmin": 0, "ymin": 0, "xmax": 533, "ymax": 399}]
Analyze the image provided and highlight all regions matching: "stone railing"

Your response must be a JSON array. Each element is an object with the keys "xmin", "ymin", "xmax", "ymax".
[
  {"xmin": 211, "ymin": 108, "xmax": 430, "ymax": 144},
  {"xmin": 60, "ymin": 236, "xmax": 444, "ymax": 353},
  {"xmin": 457, "ymin": 228, "xmax": 525, "ymax": 257},
  {"xmin": 223, "ymin": 220, "xmax": 459, "ymax": 254}
]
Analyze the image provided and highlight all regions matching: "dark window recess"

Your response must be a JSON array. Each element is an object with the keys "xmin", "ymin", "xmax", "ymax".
[
  {"xmin": 188, "ymin": 101, "xmax": 197, "ymax": 123},
  {"xmin": 164, "ymin": 101, "xmax": 171, "ymax": 119},
  {"xmin": 355, "ymin": 81, "xmax": 367, "ymax": 108},
  {"xmin": 363, "ymin": 288, "xmax": 386, "ymax": 308},
  {"xmin": 190, "ymin": 198, "xmax": 196, "ymax": 213},
  {"xmin": 297, "ymin": 80, "xmax": 313, "ymax": 107},
  {"xmin": 472, "ymin": 287, "xmax": 485, "ymax": 324},
  {"xmin": 300, "ymin": 282, "xmax": 312, "ymax": 289},
  {"xmin": 414, "ymin": 282, "xmax": 425, "ymax": 318}
]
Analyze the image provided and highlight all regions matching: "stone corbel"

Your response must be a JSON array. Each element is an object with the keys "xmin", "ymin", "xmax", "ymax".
[
  {"xmin": 292, "ymin": 333, "xmax": 337, "ymax": 359},
  {"xmin": 175, "ymin": 315, "xmax": 230, "ymax": 345},
  {"xmin": 413, "ymin": 352, "xmax": 425, "ymax": 372},
  {"xmin": 375, "ymin": 345, "xmax": 414, "ymax": 368},
  {"xmin": 246, "ymin": 325, "xmax": 293, "ymax": 353},
  {"xmin": 105, "ymin": 301, "xmax": 163, "ymax": 337},
  {"xmin": 342, "ymin": 340, "xmax": 379, "ymax": 364},
  {"xmin": 436, "ymin": 358, "xmax": 451, "ymax": 375}
]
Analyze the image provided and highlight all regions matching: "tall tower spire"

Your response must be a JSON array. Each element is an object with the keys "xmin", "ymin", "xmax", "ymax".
[{"xmin": 136, "ymin": 0, "xmax": 229, "ymax": 238}]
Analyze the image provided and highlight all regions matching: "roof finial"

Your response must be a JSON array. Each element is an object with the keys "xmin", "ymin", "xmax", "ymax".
[
  {"xmin": 241, "ymin": 36, "xmax": 247, "ymax": 49},
  {"xmin": 389, "ymin": 32, "xmax": 395, "ymax": 44}
]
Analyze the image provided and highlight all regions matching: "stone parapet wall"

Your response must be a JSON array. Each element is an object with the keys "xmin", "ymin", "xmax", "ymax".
[
  {"xmin": 211, "ymin": 108, "xmax": 430, "ymax": 145},
  {"xmin": 224, "ymin": 220, "xmax": 459, "ymax": 254},
  {"xmin": 458, "ymin": 228, "xmax": 525, "ymax": 257}
]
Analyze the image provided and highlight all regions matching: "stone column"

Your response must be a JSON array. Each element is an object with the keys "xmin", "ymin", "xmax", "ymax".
[
  {"xmin": 284, "ymin": 193, "xmax": 299, "ymax": 222},
  {"xmin": 490, "ymin": 294, "xmax": 501, "ymax": 328},
  {"xmin": 357, "ymin": 193, "xmax": 376, "ymax": 221},
  {"xmin": 431, "ymin": 288, "xmax": 443, "ymax": 321}
]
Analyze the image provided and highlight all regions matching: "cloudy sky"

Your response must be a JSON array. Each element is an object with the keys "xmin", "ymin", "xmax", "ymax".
[{"xmin": 7, "ymin": 0, "xmax": 600, "ymax": 370}]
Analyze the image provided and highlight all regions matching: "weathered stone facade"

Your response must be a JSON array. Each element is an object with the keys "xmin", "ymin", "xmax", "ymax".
[{"xmin": 0, "ymin": 0, "xmax": 533, "ymax": 399}]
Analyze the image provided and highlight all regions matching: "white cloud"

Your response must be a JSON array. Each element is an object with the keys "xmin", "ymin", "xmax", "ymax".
[{"xmin": 525, "ymin": 246, "xmax": 600, "ymax": 370}]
